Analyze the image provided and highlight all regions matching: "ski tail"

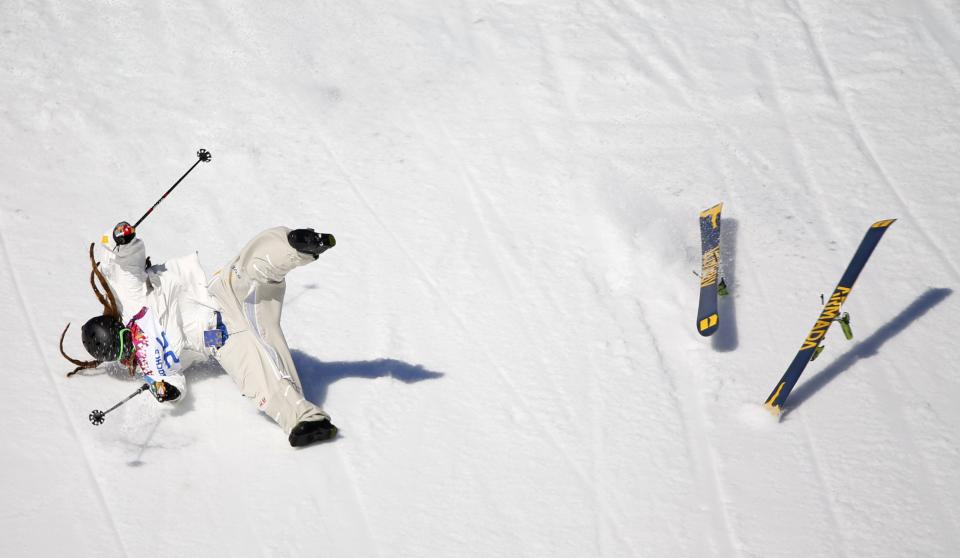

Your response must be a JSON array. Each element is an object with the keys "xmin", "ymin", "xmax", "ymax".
[{"xmin": 764, "ymin": 219, "xmax": 895, "ymax": 415}]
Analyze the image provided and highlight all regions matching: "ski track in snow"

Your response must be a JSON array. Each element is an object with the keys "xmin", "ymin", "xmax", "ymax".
[
  {"xmin": 634, "ymin": 302, "xmax": 739, "ymax": 558},
  {"xmin": 796, "ymin": 418, "xmax": 850, "ymax": 556},
  {"xmin": 330, "ymin": 447, "xmax": 381, "ymax": 557},
  {"xmin": 309, "ymin": 10, "xmax": 643, "ymax": 547},
  {"xmin": 861, "ymin": 294, "xmax": 960, "ymax": 550},
  {"xmin": 754, "ymin": 4, "xmax": 860, "ymax": 549},
  {"xmin": 787, "ymin": 0, "xmax": 960, "ymax": 281},
  {"xmin": 873, "ymin": 364, "xmax": 959, "ymax": 550},
  {"xmin": 0, "ymin": 215, "xmax": 130, "ymax": 557},
  {"xmin": 743, "ymin": 0, "xmax": 845, "ymax": 245},
  {"xmin": 580, "ymin": 6, "xmax": 745, "ymax": 550},
  {"xmin": 914, "ymin": 0, "xmax": 960, "ymax": 80},
  {"xmin": 439, "ymin": 129, "xmax": 640, "ymax": 553},
  {"xmin": 306, "ymin": 135, "xmax": 394, "ymax": 558},
  {"xmin": 322, "ymin": 118, "xmax": 640, "ymax": 555}
]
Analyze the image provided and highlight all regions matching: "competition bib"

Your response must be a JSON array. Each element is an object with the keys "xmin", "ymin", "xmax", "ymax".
[{"xmin": 127, "ymin": 306, "xmax": 181, "ymax": 379}]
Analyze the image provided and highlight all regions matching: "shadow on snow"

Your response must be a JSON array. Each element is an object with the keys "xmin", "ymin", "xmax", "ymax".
[
  {"xmin": 292, "ymin": 349, "xmax": 444, "ymax": 407},
  {"xmin": 712, "ymin": 217, "xmax": 739, "ymax": 352},
  {"xmin": 96, "ymin": 350, "xmax": 444, "ymax": 414},
  {"xmin": 104, "ymin": 350, "xmax": 441, "ymax": 464},
  {"xmin": 783, "ymin": 287, "xmax": 952, "ymax": 416}
]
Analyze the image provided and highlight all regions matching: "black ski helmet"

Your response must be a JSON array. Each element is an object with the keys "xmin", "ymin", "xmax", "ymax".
[{"xmin": 81, "ymin": 315, "xmax": 126, "ymax": 361}]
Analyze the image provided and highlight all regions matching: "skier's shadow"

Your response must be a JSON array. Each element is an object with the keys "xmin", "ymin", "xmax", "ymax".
[
  {"xmin": 783, "ymin": 287, "xmax": 952, "ymax": 416},
  {"xmin": 712, "ymin": 218, "xmax": 739, "ymax": 352},
  {"xmin": 291, "ymin": 350, "xmax": 444, "ymax": 406}
]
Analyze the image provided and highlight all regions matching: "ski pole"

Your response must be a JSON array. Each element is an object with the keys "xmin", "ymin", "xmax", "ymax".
[
  {"xmin": 132, "ymin": 148, "xmax": 213, "ymax": 229},
  {"xmin": 88, "ymin": 383, "xmax": 150, "ymax": 426}
]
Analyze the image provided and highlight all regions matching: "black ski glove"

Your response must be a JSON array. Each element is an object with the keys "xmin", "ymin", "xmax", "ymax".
[
  {"xmin": 112, "ymin": 221, "xmax": 136, "ymax": 245},
  {"xmin": 150, "ymin": 380, "xmax": 181, "ymax": 403}
]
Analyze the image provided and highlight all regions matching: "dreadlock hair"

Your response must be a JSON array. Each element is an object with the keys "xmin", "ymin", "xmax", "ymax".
[{"xmin": 59, "ymin": 243, "xmax": 125, "ymax": 377}]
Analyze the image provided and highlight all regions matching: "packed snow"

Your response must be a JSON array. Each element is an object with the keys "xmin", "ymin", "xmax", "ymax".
[{"xmin": 1, "ymin": 1, "xmax": 958, "ymax": 556}]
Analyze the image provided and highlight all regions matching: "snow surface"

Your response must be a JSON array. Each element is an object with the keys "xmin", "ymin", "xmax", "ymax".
[{"xmin": 2, "ymin": 1, "xmax": 959, "ymax": 556}]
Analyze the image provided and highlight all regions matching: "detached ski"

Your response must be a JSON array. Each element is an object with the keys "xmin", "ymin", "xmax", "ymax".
[
  {"xmin": 764, "ymin": 219, "xmax": 896, "ymax": 415},
  {"xmin": 696, "ymin": 203, "xmax": 723, "ymax": 336}
]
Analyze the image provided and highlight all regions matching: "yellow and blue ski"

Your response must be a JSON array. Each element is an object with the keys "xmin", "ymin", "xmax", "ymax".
[
  {"xmin": 696, "ymin": 203, "xmax": 723, "ymax": 336},
  {"xmin": 764, "ymin": 219, "xmax": 896, "ymax": 415}
]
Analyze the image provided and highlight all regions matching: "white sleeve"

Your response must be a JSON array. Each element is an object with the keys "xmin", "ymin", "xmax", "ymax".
[{"xmin": 94, "ymin": 238, "xmax": 148, "ymax": 318}]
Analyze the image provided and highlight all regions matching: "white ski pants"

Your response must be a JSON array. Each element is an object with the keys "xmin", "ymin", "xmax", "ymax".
[{"xmin": 208, "ymin": 227, "xmax": 329, "ymax": 434}]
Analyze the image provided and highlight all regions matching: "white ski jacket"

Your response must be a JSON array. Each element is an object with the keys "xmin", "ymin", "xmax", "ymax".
[{"xmin": 94, "ymin": 234, "xmax": 219, "ymax": 395}]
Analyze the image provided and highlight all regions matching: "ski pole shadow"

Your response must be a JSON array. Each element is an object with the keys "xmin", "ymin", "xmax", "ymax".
[
  {"xmin": 285, "ymin": 283, "xmax": 321, "ymax": 307},
  {"xmin": 783, "ymin": 287, "xmax": 952, "ymax": 416},
  {"xmin": 125, "ymin": 417, "xmax": 163, "ymax": 467},
  {"xmin": 712, "ymin": 218, "xmax": 739, "ymax": 352},
  {"xmin": 291, "ymin": 350, "xmax": 445, "ymax": 406}
]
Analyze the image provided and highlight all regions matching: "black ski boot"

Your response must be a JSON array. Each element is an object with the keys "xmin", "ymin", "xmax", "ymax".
[
  {"xmin": 288, "ymin": 228, "xmax": 335, "ymax": 259},
  {"xmin": 289, "ymin": 418, "xmax": 339, "ymax": 447}
]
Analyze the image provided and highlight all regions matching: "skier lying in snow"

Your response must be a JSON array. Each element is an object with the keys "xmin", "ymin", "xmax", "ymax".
[{"xmin": 59, "ymin": 222, "xmax": 339, "ymax": 447}]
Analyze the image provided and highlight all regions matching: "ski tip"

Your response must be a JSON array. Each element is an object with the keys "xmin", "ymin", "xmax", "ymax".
[
  {"xmin": 764, "ymin": 382, "xmax": 787, "ymax": 413},
  {"xmin": 762, "ymin": 401, "xmax": 782, "ymax": 418},
  {"xmin": 697, "ymin": 313, "xmax": 719, "ymax": 336},
  {"xmin": 871, "ymin": 218, "xmax": 896, "ymax": 229},
  {"xmin": 699, "ymin": 202, "xmax": 723, "ymax": 219}
]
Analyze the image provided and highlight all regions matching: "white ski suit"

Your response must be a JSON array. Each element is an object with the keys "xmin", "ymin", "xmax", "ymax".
[{"xmin": 95, "ymin": 226, "xmax": 329, "ymax": 434}]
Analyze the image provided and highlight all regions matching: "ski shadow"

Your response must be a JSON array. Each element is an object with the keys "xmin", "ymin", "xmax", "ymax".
[
  {"xmin": 291, "ymin": 350, "xmax": 445, "ymax": 407},
  {"xmin": 712, "ymin": 218, "xmax": 739, "ymax": 352},
  {"xmin": 783, "ymin": 287, "xmax": 953, "ymax": 417}
]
